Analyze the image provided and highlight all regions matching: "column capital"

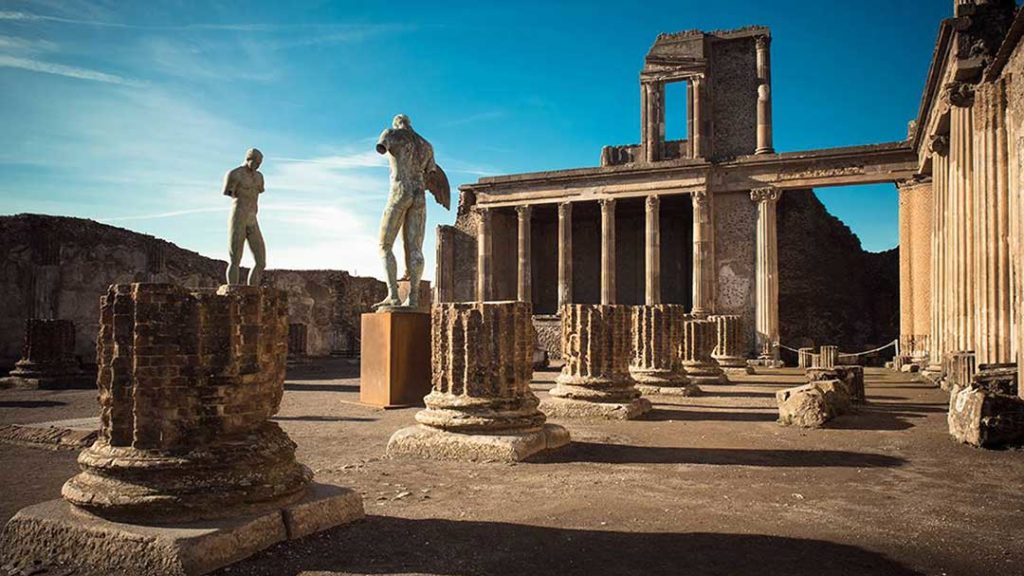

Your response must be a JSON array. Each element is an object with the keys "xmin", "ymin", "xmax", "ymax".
[
  {"xmin": 750, "ymin": 187, "xmax": 781, "ymax": 204},
  {"xmin": 599, "ymin": 197, "xmax": 617, "ymax": 211},
  {"xmin": 475, "ymin": 205, "xmax": 491, "ymax": 217},
  {"xmin": 645, "ymin": 195, "xmax": 660, "ymax": 211},
  {"xmin": 515, "ymin": 204, "xmax": 532, "ymax": 218},
  {"xmin": 945, "ymin": 81, "xmax": 976, "ymax": 108},
  {"xmin": 755, "ymin": 34, "xmax": 771, "ymax": 50},
  {"xmin": 928, "ymin": 134, "xmax": 950, "ymax": 156},
  {"xmin": 558, "ymin": 200, "xmax": 572, "ymax": 216},
  {"xmin": 691, "ymin": 190, "xmax": 709, "ymax": 209}
]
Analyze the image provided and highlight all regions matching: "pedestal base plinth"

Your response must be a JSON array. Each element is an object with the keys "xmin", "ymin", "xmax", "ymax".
[
  {"xmin": 0, "ymin": 483, "xmax": 363, "ymax": 576},
  {"xmin": 635, "ymin": 383, "xmax": 703, "ymax": 396},
  {"xmin": 386, "ymin": 423, "xmax": 570, "ymax": 462},
  {"xmin": 360, "ymin": 311, "xmax": 431, "ymax": 408}
]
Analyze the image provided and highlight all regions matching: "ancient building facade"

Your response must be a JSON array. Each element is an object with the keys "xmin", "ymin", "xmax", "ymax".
[
  {"xmin": 904, "ymin": 0, "xmax": 1020, "ymax": 387},
  {"xmin": 439, "ymin": 27, "xmax": 916, "ymax": 360}
]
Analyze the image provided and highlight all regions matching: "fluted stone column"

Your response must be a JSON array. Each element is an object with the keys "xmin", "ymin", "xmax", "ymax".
[
  {"xmin": 476, "ymin": 207, "xmax": 492, "ymax": 302},
  {"xmin": 797, "ymin": 347, "xmax": 814, "ymax": 369},
  {"xmin": 601, "ymin": 198, "xmax": 617, "ymax": 305},
  {"xmin": 973, "ymin": 79, "xmax": 1013, "ymax": 366},
  {"xmin": 681, "ymin": 317, "xmax": 725, "ymax": 385},
  {"xmin": 691, "ymin": 76, "xmax": 704, "ymax": 158},
  {"xmin": 516, "ymin": 205, "xmax": 532, "ymax": 303},
  {"xmin": 692, "ymin": 190, "xmax": 713, "ymax": 317},
  {"xmin": 542, "ymin": 304, "xmax": 652, "ymax": 420},
  {"xmin": 751, "ymin": 187, "xmax": 781, "ymax": 362},
  {"xmin": 898, "ymin": 178, "xmax": 934, "ymax": 362},
  {"xmin": 631, "ymin": 304, "xmax": 698, "ymax": 396},
  {"xmin": 815, "ymin": 345, "xmax": 838, "ymax": 369},
  {"xmin": 927, "ymin": 140, "xmax": 950, "ymax": 377},
  {"xmin": 645, "ymin": 195, "xmax": 661, "ymax": 305},
  {"xmin": 949, "ymin": 88, "xmax": 976, "ymax": 358},
  {"xmin": 755, "ymin": 34, "xmax": 774, "ymax": 155},
  {"xmin": 388, "ymin": 302, "xmax": 569, "ymax": 462},
  {"xmin": 558, "ymin": 201, "xmax": 573, "ymax": 309},
  {"xmin": 710, "ymin": 314, "xmax": 752, "ymax": 375}
]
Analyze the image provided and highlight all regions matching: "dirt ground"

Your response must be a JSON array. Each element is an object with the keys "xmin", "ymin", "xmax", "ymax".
[{"xmin": 2, "ymin": 360, "xmax": 1023, "ymax": 576}]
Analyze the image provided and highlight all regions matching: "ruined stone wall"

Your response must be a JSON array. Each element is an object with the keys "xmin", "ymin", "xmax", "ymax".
[
  {"xmin": 0, "ymin": 214, "xmax": 388, "ymax": 367},
  {"xmin": 713, "ymin": 191, "xmax": 757, "ymax": 356},
  {"xmin": 262, "ymin": 270, "xmax": 388, "ymax": 357},
  {"xmin": 709, "ymin": 36, "xmax": 759, "ymax": 160},
  {"xmin": 776, "ymin": 190, "xmax": 899, "ymax": 358},
  {"xmin": 0, "ymin": 214, "xmax": 224, "ymax": 366}
]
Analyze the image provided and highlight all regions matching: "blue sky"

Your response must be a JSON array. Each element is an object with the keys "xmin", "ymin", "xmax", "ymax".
[{"xmin": 0, "ymin": 0, "xmax": 950, "ymax": 278}]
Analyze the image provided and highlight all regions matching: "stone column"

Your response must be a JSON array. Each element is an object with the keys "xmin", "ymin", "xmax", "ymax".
[
  {"xmin": 816, "ymin": 345, "xmax": 839, "ymax": 369},
  {"xmin": 751, "ymin": 187, "xmax": 781, "ymax": 361},
  {"xmin": 691, "ymin": 76, "xmax": 704, "ymax": 158},
  {"xmin": 600, "ymin": 198, "xmax": 617, "ymax": 305},
  {"xmin": 710, "ymin": 314, "xmax": 752, "ymax": 374},
  {"xmin": 897, "ymin": 178, "xmax": 934, "ymax": 360},
  {"xmin": 516, "ymin": 205, "xmax": 532, "ymax": 303},
  {"xmin": 692, "ymin": 190, "xmax": 712, "ymax": 317},
  {"xmin": 681, "ymin": 317, "xmax": 724, "ymax": 385},
  {"xmin": 645, "ymin": 195, "xmax": 661, "ymax": 305},
  {"xmin": 797, "ymin": 347, "xmax": 814, "ymax": 369},
  {"xmin": 949, "ymin": 88, "xmax": 976, "ymax": 356},
  {"xmin": 898, "ymin": 181, "xmax": 914, "ymax": 354},
  {"xmin": 476, "ymin": 207, "xmax": 492, "ymax": 302},
  {"xmin": 927, "ymin": 139, "xmax": 950, "ymax": 376},
  {"xmin": 4, "ymin": 283, "xmax": 364, "ymax": 576},
  {"xmin": 387, "ymin": 301, "xmax": 569, "ymax": 462},
  {"xmin": 558, "ymin": 201, "xmax": 573, "ymax": 308},
  {"xmin": 973, "ymin": 80, "xmax": 1013, "ymax": 365},
  {"xmin": 755, "ymin": 34, "xmax": 774, "ymax": 155},
  {"xmin": 641, "ymin": 81, "xmax": 665, "ymax": 163},
  {"xmin": 630, "ymin": 304, "xmax": 697, "ymax": 395},
  {"xmin": 543, "ymin": 304, "xmax": 652, "ymax": 420},
  {"xmin": 0, "ymin": 318, "xmax": 88, "ymax": 388}
]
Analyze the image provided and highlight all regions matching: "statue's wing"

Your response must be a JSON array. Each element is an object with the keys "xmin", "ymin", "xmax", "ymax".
[{"xmin": 425, "ymin": 165, "xmax": 451, "ymax": 210}]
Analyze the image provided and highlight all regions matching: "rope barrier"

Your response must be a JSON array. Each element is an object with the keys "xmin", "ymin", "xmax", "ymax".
[{"xmin": 778, "ymin": 339, "xmax": 897, "ymax": 357}]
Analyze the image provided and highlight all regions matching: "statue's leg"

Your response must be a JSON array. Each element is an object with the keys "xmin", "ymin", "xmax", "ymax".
[
  {"xmin": 247, "ymin": 220, "xmax": 266, "ymax": 286},
  {"xmin": 227, "ymin": 210, "xmax": 245, "ymax": 284},
  {"xmin": 374, "ymin": 186, "xmax": 411, "ymax": 309},
  {"xmin": 401, "ymin": 192, "xmax": 427, "ymax": 307}
]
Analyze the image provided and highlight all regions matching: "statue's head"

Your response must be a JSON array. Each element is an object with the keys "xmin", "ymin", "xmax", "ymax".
[
  {"xmin": 245, "ymin": 148, "xmax": 263, "ymax": 170},
  {"xmin": 392, "ymin": 114, "xmax": 411, "ymax": 130}
]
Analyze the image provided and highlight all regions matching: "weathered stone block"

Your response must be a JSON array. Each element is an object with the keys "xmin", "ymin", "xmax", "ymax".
[
  {"xmin": 948, "ymin": 386, "xmax": 1024, "ymax": 448},
  {"xmin": 776, "ymin": 384, "xmax": 830, "ymax": 428},
  {"xmin": 387, "ymin": 301, "xmax": 569, "ymax": 461},
  {"xmin": 808, "ymin": 365, "xmax": 865, "ymax": 404},
  {"xmin": 543, "ymin": 304, "xmax": 651, "ymax": 419}
]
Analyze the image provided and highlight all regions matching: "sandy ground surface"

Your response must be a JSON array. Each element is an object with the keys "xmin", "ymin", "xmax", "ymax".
[{"xmin": 2, "ymin": 360, "xmax": 1023, "ymax": 576}]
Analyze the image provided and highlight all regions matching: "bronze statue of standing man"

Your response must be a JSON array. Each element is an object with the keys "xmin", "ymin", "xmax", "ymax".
[
  {"xmin": 373, "ymin": 114, "xmax": 449, "ymax": 310},
  {"xmin": 223, "ymin": 148, "xmax": 266, "ymax": 286}
]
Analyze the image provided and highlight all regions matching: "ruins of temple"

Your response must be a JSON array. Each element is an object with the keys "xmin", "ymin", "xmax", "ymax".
[{"xmin": 437, "ymin": 26, "xmax": 914, "ymax": 364}]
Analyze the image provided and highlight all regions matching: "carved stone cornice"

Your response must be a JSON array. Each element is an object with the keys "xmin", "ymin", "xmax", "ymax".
[
  {"xmin": 750, "ymin": 187, "xmax": 781, "ymax": 204},
  {"xmin": 945, "ymin": 81, "xmax": 976, "ymax": 108}
]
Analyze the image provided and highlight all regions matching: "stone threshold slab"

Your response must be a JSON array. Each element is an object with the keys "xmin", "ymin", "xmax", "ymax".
[
  {"xmin": 540, "ymin": 396, "xmax": 653, "ymax": 420},
  {"xmin": 0, "ymin": 483, "xmax": 364, "ymax": 576},
  {"xmin": 387, "ymin": 423, "xmax": 570, "ymax": 462}
]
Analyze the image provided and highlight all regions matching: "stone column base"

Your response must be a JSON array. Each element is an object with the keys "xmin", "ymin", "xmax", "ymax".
[
  {"xmin": 540, "ymin": 396, "xmax": 652, "ymax": 420},
  {"xmin": 714, "ymin": 356, "xmax": 754, "ymax": 375},
  {"xmin": 635, "ymin": 383, "xmax": 703, "ymax": 397},
  {"xmin": 682, "ymin": 362, "xmax": 727, "ymax": 385},
  {"xmin": 0, "ymin": 483, "xmax": 363, "ymax": 576},
  {"xmin": 386, "ymin": 423, "xmax": 569, "ymax": 462}
]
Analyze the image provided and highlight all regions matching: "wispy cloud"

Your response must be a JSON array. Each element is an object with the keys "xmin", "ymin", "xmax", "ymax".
[
  {"xmin": 0, "ymin": 34, "xmax": 58, "ymax": 52},
  {"xmin": 100, "ymin": 207, "xmax": 226, "ymax": 222},
  {"xmin": 0, "ymin": 54, "xmax": 141, "ymax": 85}
]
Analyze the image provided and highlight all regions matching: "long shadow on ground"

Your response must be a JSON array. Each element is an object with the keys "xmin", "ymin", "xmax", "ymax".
[
  {"xmin": 541, "ymin": 442, "xmax": 905, "ymax": 468},
  {"xmin": 215, "ymin": 515, "xmax": 922, "ymax": 576}
]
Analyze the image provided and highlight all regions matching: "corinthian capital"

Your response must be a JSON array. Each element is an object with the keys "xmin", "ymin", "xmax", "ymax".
[
  {"xmin": 945, "ymin": 81, "xmax": 976, "ymax": 108},
  {"xmin": 691, "ymin": 190, "xmax": 708, "ymax": 209},
  {"xmin": 750, "ymin": 187, "xmax": 781, "ymax": 203}
]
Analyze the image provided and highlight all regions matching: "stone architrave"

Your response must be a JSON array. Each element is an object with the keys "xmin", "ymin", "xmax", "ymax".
[
  {"xmin": 0, "ymin": 319, "xmax": 90, "ymax": 389},
  {"xmin": 709, "ymin": 314, "xmax": 752, "ymax": 375},
  {"xmin": 630, "ymin": 304, "xmax": 699, "ymax": 396},
  {"xmin": 1, "ymin": 283, "xmax": 364, "ymax": 576},
  {"xmin": 680, "ymin": 317, "xmax": 725, "ymax": 385},
  {"xmin": 542, "ymin": 304, "xmax": 652, "ymax": 420},
  {"xmin": 387, "ymin": 301, "xmax": 569, "ymax": 461}
]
